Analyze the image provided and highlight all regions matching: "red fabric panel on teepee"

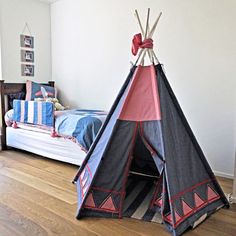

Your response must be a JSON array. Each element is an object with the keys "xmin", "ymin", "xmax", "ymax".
[
  {"xmin": 84, "ymin": 193, "xmax": 95, "ymax": 208},
  {"xmin": 182, "ymin": 200, "xmax": 193, "ymax": 215},
  {"xmin": 119, "ymin": 65, "xmax": 161, "ymax": 121},
  {"xmin": 207, "ymin": 185, "xmax": 218, "ymax": 200},
  {"xmin": 100, "ymin": 196, "xmax": 116, "ymax": 211},
  {"xmin": 194, "ymin": 193, "xmax": 205, "ymax": 207}
]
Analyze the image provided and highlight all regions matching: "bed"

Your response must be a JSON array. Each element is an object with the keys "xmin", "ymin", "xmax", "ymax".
[{"xmin": 0, "ymin": 80, "xmax": 106, "ymax": 166}]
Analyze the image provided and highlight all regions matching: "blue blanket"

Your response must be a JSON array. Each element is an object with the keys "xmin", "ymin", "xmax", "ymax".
[{"xmin": 55, "ymin": 109, "xmax": 107, "ymax": 151}]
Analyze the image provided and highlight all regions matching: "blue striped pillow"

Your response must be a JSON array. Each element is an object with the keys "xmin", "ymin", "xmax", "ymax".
[{"xmin": 13, "ymin": 100, "xmax": 54, "ymax": 127}]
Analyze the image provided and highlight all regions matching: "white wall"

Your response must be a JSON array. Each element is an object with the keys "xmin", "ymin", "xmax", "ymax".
[
  {"xmin": 0, "ymin": 0, "xmax": 51, "ymax": 82},
  {"xmin": 0, "ymin": 33, "xmax": 2, "ymax": 78},
  {"xmin": 51, "ymin": 0, "xmax": 236, "ymax": 177}
]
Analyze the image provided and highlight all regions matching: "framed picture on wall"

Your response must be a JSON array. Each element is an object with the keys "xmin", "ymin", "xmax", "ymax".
[
  {"xmin": 20, "ymin": 34, "xmax": 34, "ymax": 48},
  {"xmin": 21, "ymin": 64, "xmax": 34, "ymax": 76},
  {"xmin": 21, "ymin": 50, "xmax": 34, "ymax": 62}
]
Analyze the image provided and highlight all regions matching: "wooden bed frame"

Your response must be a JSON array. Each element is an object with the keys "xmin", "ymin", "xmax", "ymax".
[{"xmin": 0, "ymin": 80, "xmax": 55, "ymax": 150}]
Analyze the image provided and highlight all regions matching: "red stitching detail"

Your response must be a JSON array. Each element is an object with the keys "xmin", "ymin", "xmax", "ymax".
[
  {"xmin": 139, "ymin": 122, "xmax": 157, "ymax": 155},
  {"xmin": 166, "ymin": 195, "xmax": 221, "ymax": 228},
  {"xmin": 92, "ymin": 186, "xmax": 122, "ymax": 195},
  {"xmin": 170, "ymin": 178, "xmax": 216, "ymax": 203},
  {"xmin": 86, "ymin": 164, "xmax": 92, "ymax": 178},
  {"xmin": 174, "ymin": 195, "xmax": 220, "ymax": 227},
  {"xmin": 151, "ymin": 174, "xmax": 163, "ymax": 208},
  {"xmin": 84, "ymin": 205, "xmax": 119, "ymax": 214},
  {"xmin": 79, "ymin": 176, "xmax": 84, "ymax": 199},
  {"xmin": 99, "ymin": 195, "xmax": 112, "ymax": 209},
  {"xmin": 163, "ymin": 214, "xmax": 172, "ymax": 224},
  {"xmin": 154, "ymin": 197, "xmax": 163, "ymax": 207}
]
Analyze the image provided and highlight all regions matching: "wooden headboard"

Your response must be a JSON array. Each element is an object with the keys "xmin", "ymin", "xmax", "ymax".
[{"xmin": 0, "ymin": 80, "xmax": 55, "ymax": 150}]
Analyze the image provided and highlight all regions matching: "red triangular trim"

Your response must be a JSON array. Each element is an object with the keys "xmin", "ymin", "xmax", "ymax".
[
  {"xmin": 174, "ymin": 210, "xmax": 181, "ymax": 222},
  {"xmin": 207, "ymin": 185, "xmax": 218, "ymax": 200},
  {"xmin": 84, "ymin": 193, "xmax": 95, "ymax": 208},
  {"xmin": 194, "ymin": 192, "xmax": 205, "ymax": 207},
  {"xmin": 182, "ymin": 200, "xmax": 193, "ymax": 215},
  {"xmin": 100, "ymin": 196, "xmax": 116, "ymax": 211},
  {"xmin": 165, "ymin": 213, "xmax": 172, "ymax": 223},
  {"xmin": 157, "ymin": 197, "xmax": 162, "ymax": 206}
]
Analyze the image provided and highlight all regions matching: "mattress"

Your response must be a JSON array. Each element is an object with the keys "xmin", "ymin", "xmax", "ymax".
[{"xmin": 6, "ymin": 127, "xmax": 86, "ymax": 165}]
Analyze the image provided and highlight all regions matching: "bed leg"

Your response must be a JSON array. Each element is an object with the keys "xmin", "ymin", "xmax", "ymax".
[
  {"xmin": 1, "ymin": 125, "xmax": 7, "ymax": 150},
  {"xmin": 0, "ymin": 80, "xmax": 7, "ymax": 151}
]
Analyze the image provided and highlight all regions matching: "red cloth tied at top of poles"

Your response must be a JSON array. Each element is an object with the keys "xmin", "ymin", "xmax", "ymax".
[{"xmin": 131, "ymin": 33, "xmax": 153, "ymax": 56}]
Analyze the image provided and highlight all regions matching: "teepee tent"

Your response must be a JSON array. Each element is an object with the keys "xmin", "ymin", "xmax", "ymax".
[{"xmin": 73, "ymin": 9, "xmax": 229, "ymax": 236}]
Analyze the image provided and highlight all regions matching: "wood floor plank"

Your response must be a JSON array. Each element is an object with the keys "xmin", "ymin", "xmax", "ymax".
[
  {"xmin": 186, "ymin": 208, "xmax": 236, "ymax": 236},
  {"xmin": 0, "ymin": 155, "xmax": 76, "ymax": 192},
  {"xmin": 113, "ymin": 218, "xmax": 169, "ymax": 236},
  {"xmin": 217, "ymin": 176, "xmax": 233, "ymax": 194},
  {"xmin": 0, "ymin": 167, "xmax": 77, "ymax": 204},
  {"xmin": 0, "ymin": 174, "xmax": 141, "ymax": 236},
  {"xmin": 0, "ymin": 150, "xmax": 235, "ymax": 236},
  {"xmin": 1, "ymin": 150, "xmax": 78, "ymax": 178},
  {"xmin": 0, "ymin": 202, "xmax": 48, "ymax": 236},
  {"xmin": 0, "ymin": 188, "xmax": 96, "ymax": 236},
  {"xmin": 0, "ymin": 173, "xmax": 76, "ymax": 212}
]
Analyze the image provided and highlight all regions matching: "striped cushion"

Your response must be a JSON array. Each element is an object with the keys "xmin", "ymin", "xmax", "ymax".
[{"xmin": 13, "ymin": 100, "xmax": 54, "ymax": 127}]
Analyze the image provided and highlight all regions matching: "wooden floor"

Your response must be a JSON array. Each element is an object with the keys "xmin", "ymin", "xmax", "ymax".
[{"xmin": 0, "ymin": 150, "xmax": 235, "ymax": 236}]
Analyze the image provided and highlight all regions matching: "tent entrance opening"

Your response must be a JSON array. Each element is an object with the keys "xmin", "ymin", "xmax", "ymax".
[{"xmin": 122, "ymin": 130, "xmax": 162, "ymax": 223}]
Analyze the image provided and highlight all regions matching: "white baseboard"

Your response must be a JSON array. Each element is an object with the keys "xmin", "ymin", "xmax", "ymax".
[
  {"xmin": 213, "ymin": 170, "xmax": 234, "ymax": 179},
  {"xmin": 232, "ymin": 196, "xmax": 236, "ymax": 204}
]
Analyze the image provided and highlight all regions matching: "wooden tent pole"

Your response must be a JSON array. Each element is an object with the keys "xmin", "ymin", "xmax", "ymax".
[
  {"xmin": 134, "ymin": 48, "xmax": 145, "ymax": 65},
  {"xmin": 151, "ymin": 49, "xmax": 160, "ymax": 64},
  {"xmin": 147, "ymin": 24, "xmax": 154, "ymax": 63},
  {"xmin": 133, "ymin": 10, "xmax": 162, "ymax": 65},
  {"xmin": 144, "ymin": 8, "xmax": 150, "ymax": 39},
  {"xmin": 146, "ymin": 12, "xmax": 154, "ymax": 63},
  {"xmin": 147, "ymin": 12, "xmax": 162, "ymax": 64},
  {"xmin": 134, "ymin": 10, "xmax": 144, "ymax": 36},
  {"xmin": 141, "ymin": 8, "xmax": 150, "ymax": 65},
  {"xmin": 135, "ymin": 9, "xmax": 154, "ymax": 63},
  {"xmin": 134, "ymin": 10, "xmax": 145, "ymax": 65},
  {"xmin": 148, "ymin": 12, "xmax": 162, "ymax": 38}
]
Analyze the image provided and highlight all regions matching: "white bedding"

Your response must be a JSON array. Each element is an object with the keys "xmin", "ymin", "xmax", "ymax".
[{"xmin": 6, "ymin": 127, "xmax": 86, "ymax": 165}]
